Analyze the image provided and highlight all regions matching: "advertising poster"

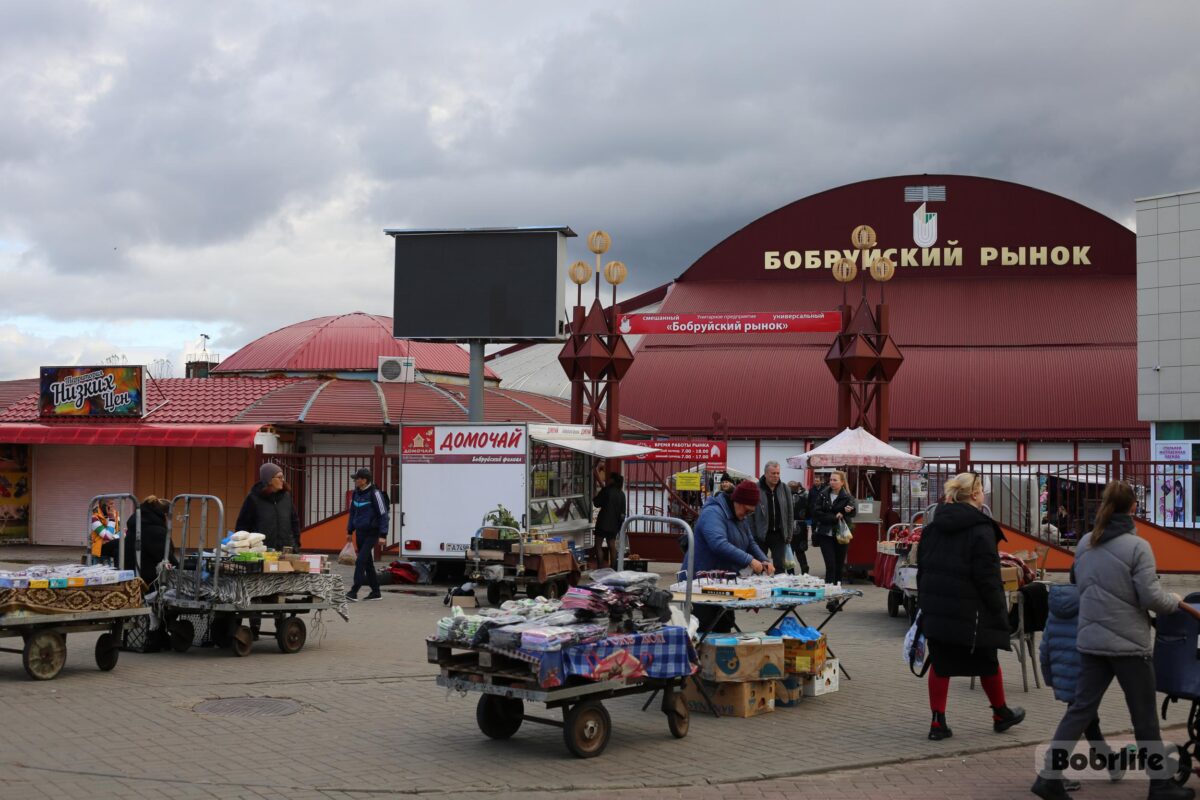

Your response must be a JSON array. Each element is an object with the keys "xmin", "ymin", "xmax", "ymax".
[
  {"xmin": 39, "ymin": 365, "xmax": 144, "ymax": 417},
  {"xmin": 1153, "ymin": 442, "xmax": 1192, "ymax": 529},
  {"xmin": 0, "ymin": 445, "xmax": 30, "ymax": 543}
]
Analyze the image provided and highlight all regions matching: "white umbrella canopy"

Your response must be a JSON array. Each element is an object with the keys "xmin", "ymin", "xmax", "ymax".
[{"xmin": 786, "ymin": 427, "xmax": 924, "ymax": 472}]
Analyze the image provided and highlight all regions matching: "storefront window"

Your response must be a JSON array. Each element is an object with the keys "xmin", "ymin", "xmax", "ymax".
[{"xmin": 527, "ymin": 444, "xmax": 590, "ymax": 530}]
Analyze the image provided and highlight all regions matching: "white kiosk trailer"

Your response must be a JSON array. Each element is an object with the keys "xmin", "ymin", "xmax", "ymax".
[{"xmin": 398, "ymin": 423, "xmax": 657, "ymax": 572}]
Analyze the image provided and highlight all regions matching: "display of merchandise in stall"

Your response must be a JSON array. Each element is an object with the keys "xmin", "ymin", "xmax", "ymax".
[
  {"xmin": 0, "ymin": 494, "xmax": 150, "ymax": 680},
  {"xmin": 430, "ymin": 555, "xmax": 696, "ymax": 758},
  {"xmin": 878, "ymin": 523, "xmax": 921, "ymax": 620},
  {"xmin": 152, "ymin": 494, "xmax": 347, "ymax": 658}
]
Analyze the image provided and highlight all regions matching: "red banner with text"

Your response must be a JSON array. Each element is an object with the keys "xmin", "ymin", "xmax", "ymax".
[
  {"xmin": 616, "ymin": 311, "xmax": 840, "ymax": 336},
  {"xmin": 623, "ymin": 440, "xmax": 726, "ymax": 471}
]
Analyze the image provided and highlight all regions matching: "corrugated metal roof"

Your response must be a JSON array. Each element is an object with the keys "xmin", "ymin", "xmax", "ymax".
[
  {"xmin": 302, "ymin": 380, "xmax": 386, "ymax": 427},
  {"xmin": 214, "ymin": 313, "xmax": 497, "ymax": 379},
  {"xmin": 234, "ymin": 379, "xmax": 323, "ymax": 424},
  {"xmin": 622, "ymin": 344, "xmax": 1144, "ymax": 440},
  {"xmin": 0, "ymin": 379, "xmax": 37, "ymax": 415},
  {"xmin": 0, "ymin": 378, "xmax": 298, "ymax": 424}
]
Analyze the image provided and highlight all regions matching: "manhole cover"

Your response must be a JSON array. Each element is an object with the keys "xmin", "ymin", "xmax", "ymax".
[{"xmin": 194, "ymin": 697, "xmax": 303, "ymax": 718}]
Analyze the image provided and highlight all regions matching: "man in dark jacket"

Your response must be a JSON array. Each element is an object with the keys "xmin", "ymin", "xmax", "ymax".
[
  {"xmin": 592, "ymin": 472, "xmax": 627, "ymax": 569},
  {"xmin": 346, "ymin": 467, "xmax": 389, "ymax": 601},
  {"xmin": 235, "ymin": 463, "xmax": 301, "ymax": 551},
  {"xmin": 788, "ymin": 480, "xmax": 810, "ymax": 574},
  {"xmin": 750, "ymin": 461, "xmax": 794, "ymax": 574}
]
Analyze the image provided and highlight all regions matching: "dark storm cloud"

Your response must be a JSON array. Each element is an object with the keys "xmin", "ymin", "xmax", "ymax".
[{"xmin": 0, "ymin": 0, "xmax": 1198, "ymax": 378}]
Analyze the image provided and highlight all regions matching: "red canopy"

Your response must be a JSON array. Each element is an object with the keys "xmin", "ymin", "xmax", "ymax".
[{"xmin": 0, "ymin": 423, "xmax": 263, "ymax": 448}]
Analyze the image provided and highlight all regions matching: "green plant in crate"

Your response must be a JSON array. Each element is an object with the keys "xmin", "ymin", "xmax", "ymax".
[{"xmin": 484, "ymin": 504, "xmax": 520, "ymax": 538}]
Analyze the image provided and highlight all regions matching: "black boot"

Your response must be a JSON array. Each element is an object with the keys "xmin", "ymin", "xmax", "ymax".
[
  {"xmin": 993, "ymin": 704, "xmax": 1026, "ymax": 732},
  {"xmin": 928, "ymin": 710, "xmax": 953, "ymax": 740},
  {"xmin": 1030, "ymin": 776, "xmax": 1070, "ymax": 800},
  {"xmin": 1148, "ymin": 779, "xmax": 1196, "ymax": 800}
]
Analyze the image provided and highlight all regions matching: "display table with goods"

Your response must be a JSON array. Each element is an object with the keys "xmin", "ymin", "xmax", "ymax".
[
  {"xmin": 0, "ymin": 563, "xmax": 149, "ymax": 680},
  {"xmin": 466, "ymin": 525, "xmax": 583, "ymax": 606},
  {"xmin": 151, "ymin": 495, "xmax": 348, "ymax": 658},
  {"xmin": 432, "ymin": 523, "xmax": 699, "ymax": 758}
]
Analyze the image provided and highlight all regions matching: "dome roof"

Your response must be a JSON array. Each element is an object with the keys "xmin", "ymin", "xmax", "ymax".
[{"xmin": 214, "ymin": 313, "xmax": 496, "ymax": 379}]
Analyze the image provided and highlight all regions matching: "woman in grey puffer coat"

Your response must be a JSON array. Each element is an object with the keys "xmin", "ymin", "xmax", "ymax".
[{"xmin": 1032, "ymin": 481, "xmax": 1188, "ymax": 800}]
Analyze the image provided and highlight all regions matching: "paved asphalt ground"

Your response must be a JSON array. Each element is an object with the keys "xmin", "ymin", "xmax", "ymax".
[{"xmin": 0, "ymin": 545, "xmax": 1195, "ymax": 800}]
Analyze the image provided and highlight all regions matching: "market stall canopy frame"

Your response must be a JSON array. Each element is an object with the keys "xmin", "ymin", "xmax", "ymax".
[{"xmin": 786, "ymin": 427, "xmax": 924, "ymax": 471}]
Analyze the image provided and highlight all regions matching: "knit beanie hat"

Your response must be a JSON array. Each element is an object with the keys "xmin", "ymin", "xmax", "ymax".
[
  {"xmin": 260, "ymin": 462, "xmax": 283, "ymax": 484},
  {"xmin": 731, "ymin": 480, "xmax": 760, "ymax": 506}
]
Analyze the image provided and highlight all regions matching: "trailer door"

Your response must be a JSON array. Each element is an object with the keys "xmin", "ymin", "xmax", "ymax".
[{"xmin": 399, "ymin": 424, "xmax": 527, "ymax": 560}]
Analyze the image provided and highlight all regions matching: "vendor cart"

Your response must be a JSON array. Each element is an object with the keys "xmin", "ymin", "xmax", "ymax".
[
  {"xmin": 432, "ymin": 514, "xmax": 698, "ymax": 758},
  {"xmin": 878, "ymin": 523, "xmax": 920, "ymax": 621},
  {"xmin": 466, "ymin": 524, "xmax": 581, "ymax": 606},
  {"xmin": 154, "ymin": 494, "xmax": 348, "ymax": 657},
  {"xmin": 0, "ymin": 493, "xmax": 149, "ymax": 680}
]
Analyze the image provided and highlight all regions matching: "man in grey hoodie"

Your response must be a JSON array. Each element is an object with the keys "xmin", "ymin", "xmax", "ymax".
[{"xmin": 1032, "ymin": 481, "xmax": 1188, "ymax": 800}]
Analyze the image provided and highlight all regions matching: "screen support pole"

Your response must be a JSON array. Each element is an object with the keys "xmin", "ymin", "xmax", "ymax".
[{"xmin": 469, "ymin": 340, "xmax": 485, "ymax": 422}]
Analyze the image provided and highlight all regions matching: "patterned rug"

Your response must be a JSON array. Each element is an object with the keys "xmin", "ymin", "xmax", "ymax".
[{"xmin": 0, "ymin": 579, "xmax": 145, "ymax": 616}]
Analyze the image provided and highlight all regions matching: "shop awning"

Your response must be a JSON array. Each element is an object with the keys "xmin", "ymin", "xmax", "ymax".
[
  {"xmin": 532, "ymin": 436, "xmax": 659, "ymax": 460},
  {"xmin": 0, "ymin": 423, "xmax": 264, "ymax": 448}
]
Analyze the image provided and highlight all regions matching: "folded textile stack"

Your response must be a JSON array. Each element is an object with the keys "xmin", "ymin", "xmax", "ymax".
[
  {"xmin": 221, "ymin": 530, "xmax": 267, "ymax": 555},
  {"xmin": 591, "ymin": 568, "xmax": 659, "ymax": 591},
  {"xmin": 520, "ymin": 622, "xmax": 610, "ymax": 652},
  {"xmin": 435, "ymin": 606, "xmax": 485, "ymax": 644},
  {"xmin": 562, "ymin": 586, "xmax": 613, "ymax": 615}
]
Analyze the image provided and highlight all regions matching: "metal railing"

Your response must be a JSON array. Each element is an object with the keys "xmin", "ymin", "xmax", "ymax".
[{"xmin": 258, "ymin": 448, "xmax": 393, "ymax": 536}]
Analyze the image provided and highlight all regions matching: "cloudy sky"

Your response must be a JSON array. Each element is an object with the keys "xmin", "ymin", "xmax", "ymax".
[{"xmin": 1, "ymin": 1, "xmax": 1198, "ymax": 378}]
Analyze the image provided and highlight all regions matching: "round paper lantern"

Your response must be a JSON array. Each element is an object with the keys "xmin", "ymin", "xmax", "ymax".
[
  {"xmin": 603, "ymin": 260, "xmax": 627, "ymax": 285},
  {"xmin": 851, "ymin": 224, "xmax": 877, "ymax": 250},
  {"xmin": 587, "ymin": 230, "xmax": 611, "ymax": 255},
  {"xmin": 869, "ymin": 255, "xmax": 895, "ymax": 282},
  {"xmin": 833, "ymin": 257, "xmax": 858, "ymax": 283},
  {"xmin": 568, "ymin": 260, "xmax": 592, "ymax": 285}
]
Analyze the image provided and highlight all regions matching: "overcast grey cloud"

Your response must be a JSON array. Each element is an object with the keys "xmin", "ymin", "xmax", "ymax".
[{"xmin": 1, "ymin": 1, "xmax": 1198, "ymax": 377}]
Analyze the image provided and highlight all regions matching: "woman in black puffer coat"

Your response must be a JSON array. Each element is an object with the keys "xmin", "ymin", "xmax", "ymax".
[
  {"xmin": 916, "ymin": 472, "xmax": 1024, "ymax": 741},
  {"xmin": 124, "ymin": 496, "xmax": 175, "ymax": 589}
]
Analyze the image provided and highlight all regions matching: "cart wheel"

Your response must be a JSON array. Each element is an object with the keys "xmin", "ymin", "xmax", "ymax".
[
  {"xmin": 231, "ymin": 625, "xmax": 254, "ymax": 657},
  {"xmin": 563, "ymin": 699, "xmax": 611, "ymax": 758},
  {"xmin": 168, "ymin": 619, "xmax": 194, "ymax": 653},
  {"xmin": 663, "ymin": 690, "xmax": 689, "ymax": 739},
  {"xmin": 1171, "ymin": 741, "xmax": 1194, "ymax": 786},
  {"xmin": 95, "ymin": 632, "xmax": 120, "ymax": 671},
  {"xmin": 211, "ymin": 616, "xmax": 238, "ymax": 649},
  {"xmin": 475, "ymin": 694, "xmax": 523, "ymax": 739},
  {"xmin": 887, "ymin": 589, "xmax": 901, "ymax": 618},
  {"xmin": 23, "ymin": 631, "xmax": 66, "ymax": 680},
  {"xmin": 542, "ymin": 581, "xmax": 562, "ymax": 600},
  {"xmin": 486, "ymin": 583, "xmax": 504, "ymax": 607},
  {"xmin": 276, "ymin": 617, "xmax": 307, "ymax": 654}
]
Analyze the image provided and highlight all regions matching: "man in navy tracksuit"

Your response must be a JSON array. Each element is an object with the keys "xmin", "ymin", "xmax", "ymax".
[{"xmin": 346, "ymin": 467, "xmax": 389, "ymax": 601}]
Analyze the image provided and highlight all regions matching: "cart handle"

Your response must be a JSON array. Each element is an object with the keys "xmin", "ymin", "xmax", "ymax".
[
  {"xmin": 616, "ymin": 515, "xmax": 695, "ymax": 620},
  {"xmin": 1181, "ymin": 602, "xmax": 1200, "ymax": 622},
  {"xmin": 87, "ymin": 493, "xmax": 140, "ymax": 571},
  {"xmin": 167, "ymin": 494, "xmax": 226, "ymax": 598}
]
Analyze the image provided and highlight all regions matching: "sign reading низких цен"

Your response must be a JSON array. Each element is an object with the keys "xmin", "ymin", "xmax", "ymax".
[{"xmin": 39, "ymin": 366, "xmax": 144, "ymax": 418}]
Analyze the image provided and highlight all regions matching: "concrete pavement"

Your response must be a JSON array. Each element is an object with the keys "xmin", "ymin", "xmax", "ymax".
[{"xmin": 0, "ymin": 546, "xmax": 1195, "ymax": 800}]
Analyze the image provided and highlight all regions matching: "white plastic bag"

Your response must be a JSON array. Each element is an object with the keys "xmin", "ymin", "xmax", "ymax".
[
  {"xmin": 836, "ymin": 518, "xmax": 854, "ymax": 545},
  {"xmin": 784, "ymin": 544, "xmax": 798, "ymax": 572},
  {"xmin": 338, "ymin": 540, "xmax": 357, "ymax": 566},
  {"xmin": 903, "ymin": 610, "xmax": 930, "ymax": 677}
]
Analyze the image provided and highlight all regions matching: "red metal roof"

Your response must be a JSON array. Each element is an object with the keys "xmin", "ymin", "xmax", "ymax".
[
  {"xmin": 0, "ymin": 379, "xmax": 37, "ymax": 415},
  {"xmin": 0, "ymin": 423, "xmax": 262, "ymax": 447},
  {"xmin": 214, "ymin": 312, "xmax": 498, "ymax": 379},
  {"xmin": 302, "ymin": 380, "xmax": 386, "ymax": 427}
]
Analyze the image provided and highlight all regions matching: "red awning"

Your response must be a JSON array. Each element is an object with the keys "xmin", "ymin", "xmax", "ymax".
[{"xmin": 0, "ymin": 423, "xmax": 263, "ymax": 448}]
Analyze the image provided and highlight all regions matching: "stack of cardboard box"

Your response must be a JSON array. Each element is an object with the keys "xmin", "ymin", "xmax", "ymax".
[{"xmin": 681, "ymin": 633, "xmax": 786, "ymax": 717}]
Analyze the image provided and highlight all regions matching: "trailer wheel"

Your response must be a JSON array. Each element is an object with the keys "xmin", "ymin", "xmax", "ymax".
[
  {"xmin": 563, "ymin": 699, "xmax": 611, "ymax": 758},
  {"xmin": 663, "ymin": 689, "xmax": 689, "ymax": 739},
  {"xmin": 23, "ymin": 630, "xmax": 66, "ymax": 680},
  {"xmin": 887, "ymin": 589, "xmax": 901, "ymax": 618},
  {"xmin": 231, "ymin": 625, "xmax": 254, "ymax": 657},
  {"xmin": 475, "ymin": 695, "xmax": 523, "ymax": 739},
  {"xmin": 95, "ymin": 632, "xmax": 120, "ymax": 671},
  {"xmin": 168, "ymin": 619, "xmax": 194, "ymax": 653},
  {"xmin": 211, "ymin": 615, "xmax": 239, "ymax": 649},
  {"xmin": 486, "ymin": 582, "xmax": 504, "ymax": 606},
  {"xmin": 276, "ymin": 617, "xmax": 307, "ymax": 654},
  {"xmin": 542, "ymin": 581, "xmax": 562, "ymax": 600}
]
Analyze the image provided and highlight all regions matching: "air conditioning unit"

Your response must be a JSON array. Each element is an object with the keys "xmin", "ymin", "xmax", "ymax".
[{"xmin": 377, "ymin": 356, "xmax": 416, "ymax": 383}]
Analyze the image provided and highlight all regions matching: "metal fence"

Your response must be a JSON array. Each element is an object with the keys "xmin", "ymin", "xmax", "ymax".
[
  {"xmin": 622, "ymin": 459, "xmax": 707, "ymax": 533},
  {"xmin": 904, "ymin": 456, "xmax": 1200, "ymax": 546},
  {"xmin": 259, "ymin": 448, "xmax": 396, "ymax": 541}
]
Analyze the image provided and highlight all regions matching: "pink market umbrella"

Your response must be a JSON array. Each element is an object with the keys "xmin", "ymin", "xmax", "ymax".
[{"xmin": 787, "ymin": 427, "xmax": 924, "ymax": 472}]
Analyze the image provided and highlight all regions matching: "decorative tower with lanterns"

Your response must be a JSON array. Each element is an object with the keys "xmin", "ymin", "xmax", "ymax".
[{"xmin": 557, "ymin": 231, "xmax": 635, "ymax": 441}]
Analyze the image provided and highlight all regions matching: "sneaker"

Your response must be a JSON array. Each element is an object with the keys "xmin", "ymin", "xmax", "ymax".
[
  {"xmin": 1062, "ymin": 779, "xmax": 1081, "ymax": 792},
  {"xmin": 345, "ymin": 591, "xmax": 359, "ymax": 602},
  {"xmin": 1030, "ymin": 777, "xmax": 1070, "ymax": 800},
  {"xmin": 994, "ymin": 705, "xmax": 1026, "ymax": 733},
  {"xmin": 363, "ymin": 591, "xmax": 383, "ymax": 601}
]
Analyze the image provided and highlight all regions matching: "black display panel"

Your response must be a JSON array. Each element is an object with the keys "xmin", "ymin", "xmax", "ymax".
[{"xmin": 390, "ymin": 229, "xmax": 566, "ymax": 341}]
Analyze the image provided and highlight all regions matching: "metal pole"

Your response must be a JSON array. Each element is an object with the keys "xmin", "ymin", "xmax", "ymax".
[{"xmin": 469, "ymin": 340, "xmax": 485, "ymax": 422}]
